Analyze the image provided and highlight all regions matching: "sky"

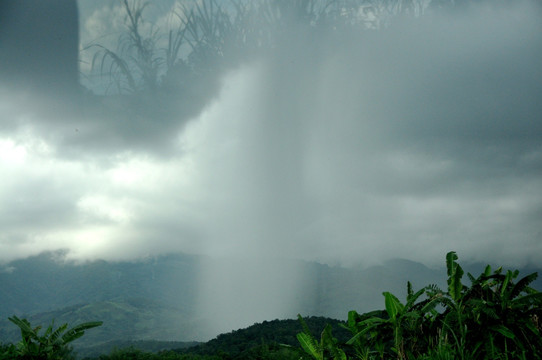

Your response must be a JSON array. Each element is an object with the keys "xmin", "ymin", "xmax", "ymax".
[{"xmin": 1, "ymin": 0, "xmax": 542, "ymax": 270}]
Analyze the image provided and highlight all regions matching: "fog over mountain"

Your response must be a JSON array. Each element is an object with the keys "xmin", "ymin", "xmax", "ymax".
[
  {"xmin": 2, "ymin": 252, "xmax": 539, "ymax": 344},
  {"xmin": 1, "ymin": 0, "xmax": 541, "ymax": 340}
]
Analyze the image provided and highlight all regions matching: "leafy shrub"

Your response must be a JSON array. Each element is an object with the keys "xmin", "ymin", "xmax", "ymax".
[
  {"xmin": 299, "ymin": 251, "xmax": 542, "ymax": 359},
  {"xmin": 1, "ymin": 316, "xmax": 102, "ymax": 360}
]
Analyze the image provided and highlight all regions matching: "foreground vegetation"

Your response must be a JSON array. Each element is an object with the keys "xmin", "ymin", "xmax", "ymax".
[
  {"xmin": 298, "ymin": 252, "xmax": 542, "ymax": 359},
  {"xmin": 2, "ymin": 252, "xmax": 540, "ymax": 359},
  {"xmin": 0, "ymin": 317, "xmax": 102, "ymax": 360},
  {"xmin": 1, "ymin": 317, "xmax": 344, "ymax": 359}
]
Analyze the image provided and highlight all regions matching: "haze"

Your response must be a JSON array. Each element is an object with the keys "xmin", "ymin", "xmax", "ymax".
[{"xmin": 1, "ymin": 0, "xmax": 541, "ymax": 335}]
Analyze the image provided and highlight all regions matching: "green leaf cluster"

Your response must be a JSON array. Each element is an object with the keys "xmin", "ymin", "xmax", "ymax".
[
  {"xmin": 297, "ymin": 314, "xmax": 346, "ymax": 360},
  {"xmin": 1, "ymin": 316, "xmax": 102, "ymax": 360},
  {"xmin": 298, "ymin": 251, "xmax": 542, "ymax": 360}
]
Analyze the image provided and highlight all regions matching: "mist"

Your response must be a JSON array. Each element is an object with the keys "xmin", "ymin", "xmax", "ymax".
[
  {"xmin": 1, "ymin": 0, "xmax": 542, "ymax": 338},
  {"xmin": 173, "ymin": 1, "xmax": 542, "ymax": 267}
]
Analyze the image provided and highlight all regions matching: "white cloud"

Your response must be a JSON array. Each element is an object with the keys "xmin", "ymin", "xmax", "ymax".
[{"xmin": 0, "ymin": 139, "xmax": 27, "ymax": 164}]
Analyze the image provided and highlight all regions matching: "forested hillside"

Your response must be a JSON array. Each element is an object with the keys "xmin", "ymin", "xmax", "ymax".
[{"xmin": 1, "ymin": 251, "xmax": 540, "ymax": 355}]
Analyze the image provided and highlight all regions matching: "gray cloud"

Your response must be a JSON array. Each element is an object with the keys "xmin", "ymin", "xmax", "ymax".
[
  {"xmin": 205, "ymin": 0, "xmax": 542, "ymax": 267},
  {"xmin": 0, "ymin": 1, "xmax": 541, "ymax": 270}
]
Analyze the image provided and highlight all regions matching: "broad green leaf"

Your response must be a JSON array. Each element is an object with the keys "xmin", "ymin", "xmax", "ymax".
[
  {"xmin": 384, "ymin": 291, "xmax": 404, "ymax": 320},
  {"xmin": 405, "ymin": 286, "xmax": 426, "ymax": 309},
  {"xmin": 61, "ymin": 321, "xmax": 102, "ymax": 344},
  {"xmin": 510, "ymin": 272, "xmax": 538, "ymax": 300},
  {"xmin": 50, "ymin": 323, "xmax": 68, "ymax": 344},
  {"xmin": 322, "ymin": 324, "xmax": 347, "ymax": 360},
  {"xmin": 407, "ymin": 281, "xmax": 413, "ymax": 298},
  {"xmin": 68, "ymin": 321, "xmax": 103, "ymax": 333},
  {"xmin": 425, "ymin": 283, "xmax": 443, "ymax": 297},
  {"xmin": 333, "ymin": 349, "xmax": 347, "ymax": 360},
  {"xmin": 347, "ymin": 310, "xmax": 359, "ymax": 330},
  {"xmin": 321, "ymin": 324, "xmax": 334, "ymax": 347},
  {"xmin": 359, "ymin": 317, "xmax": 386, "ymax": 326},
  {"xmin": 345, "ymin": 317, "xmax": 385, "ymax": 345},
  {"xmin": 420, "ymin": 297, "xmax": 441, "ymax": 315},
  {"xmin": 297, "ymin": 314, "xmax": 323, "ymax": 360},
  {"xmin": 512, "ymin": 292, "xmax": 542, "ymax": 307},
  {"xmin": 345, "ymin": 326, "xmax": 374, "ymax": 345},
  {"xmin": 298, "ymin": 314, "xmax": 312, "ymax": 336},
  {"xmin": 491, "ymin": 325, "xmax": 515, "ymax": 339},
  {"xmin": 446, "ymin": 251, "xmax": 458, "ymax": 278},
  {"xmin": 43, "ymin": 322, "xmax": 53, "ymax": 338},
  {"xmin": 297, "ymin": 332, "xmax": 322, "ymax": 360},
  {"xmin": 446, "ymin": 251, "xmax": 464, "ymax": 302},
  {"xmin": 483, "ymin": 264, "xmax": 492, "ymax": 277},
  {"xmin": 8, "ymin": 316, "xmax": 39, "ymax": 341},
  {"xmin": 500, "ymin": 270, "xmax": 514, "ymax": 298}
]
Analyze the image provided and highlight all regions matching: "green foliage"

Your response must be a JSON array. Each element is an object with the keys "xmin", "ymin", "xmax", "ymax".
[
  {"xmin": 89, "ymin": 317, "xmax": 324, "ymax": 359},
  {"xmin": 299, "ymin": 251, "xmax": 542, "ymax": 359},
  {"xmin": 175, "ymin": 317, "xmax": 346, "ymax": 359},
  {"xmin": 3, "ymin": 316, "xmax": 102, "ymax": 360},
  {"xmin": 0, "ymin": 341, "xmax": 16, "ymax": 360},
  {"xmin": 297, "ymin": 314, "xmax": 346, "ymax": 360},
  {"xmin": 446, "ymin": 251, "xmax": 464, "ymax": 304}
]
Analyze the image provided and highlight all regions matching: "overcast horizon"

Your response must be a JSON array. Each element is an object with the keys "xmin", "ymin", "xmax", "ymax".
[{"xmin": 1, "ymin": 0, "xmax": 542, "ymax": 271}]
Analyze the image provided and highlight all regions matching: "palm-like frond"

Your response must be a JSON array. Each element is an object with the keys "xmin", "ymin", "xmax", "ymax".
[
  {"xmin": 49, "ymin": 323, "xmax": 68, "ymax": 345},
  {"xmin": 510, "ymin": 272, "xmax": 538, "ymax": 300},
  {"xmin": 61, "ymin": 321, "xmax": 103, "ymax": 344},
  {"xmin": 297, "ymin": 314, "xmax": 323, "ymax": 360},
  {"xmin": 8, "ymin": 316, "xmax": 39, "ymax": 342}
]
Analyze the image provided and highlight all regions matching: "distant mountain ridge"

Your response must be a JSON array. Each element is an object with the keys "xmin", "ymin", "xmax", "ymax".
[
  {"xmin": 1, "ymin": 251, "xmax": 540, "ymax": 353},
  {"xmin": 0, "ymin": 252, "xmax": 200, "ymax": 319}
]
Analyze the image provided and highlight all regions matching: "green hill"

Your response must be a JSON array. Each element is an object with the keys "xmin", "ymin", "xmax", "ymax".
[
  {"xmin": 0, "ymin": 298, "xmax": 201, "ymax": 358},
  {"xmin": 176, "ymin": 316, "xmax": 350, "ymax": 358},
  {"xmin": 78, "ymin": 316, "xmax": 348, "ymax": 359},
  {"xmin": 1, "ymin": 251, "xmax": 540, "ymax": 357}
]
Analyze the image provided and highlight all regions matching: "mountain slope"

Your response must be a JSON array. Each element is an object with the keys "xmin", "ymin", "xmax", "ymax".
[
  {"xmin": 175, "ymin": 316, "xmax": 350, "ymax": 359},
  {"xmin": 0, "ymin": 252, "xmax": 200, "ymax": 320},
  {"xmin": 1, "ymin": 251, "xmax": 540, "ymax": 348}
]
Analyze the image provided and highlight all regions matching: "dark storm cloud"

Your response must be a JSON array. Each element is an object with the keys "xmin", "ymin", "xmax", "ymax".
[
  {"xmin": 221, "ymin": 0, "xmax": 542, "ymax": 266},
  {"xmin": 0, "ymin": 0, "xmax": 541, "ymax": 268}
]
